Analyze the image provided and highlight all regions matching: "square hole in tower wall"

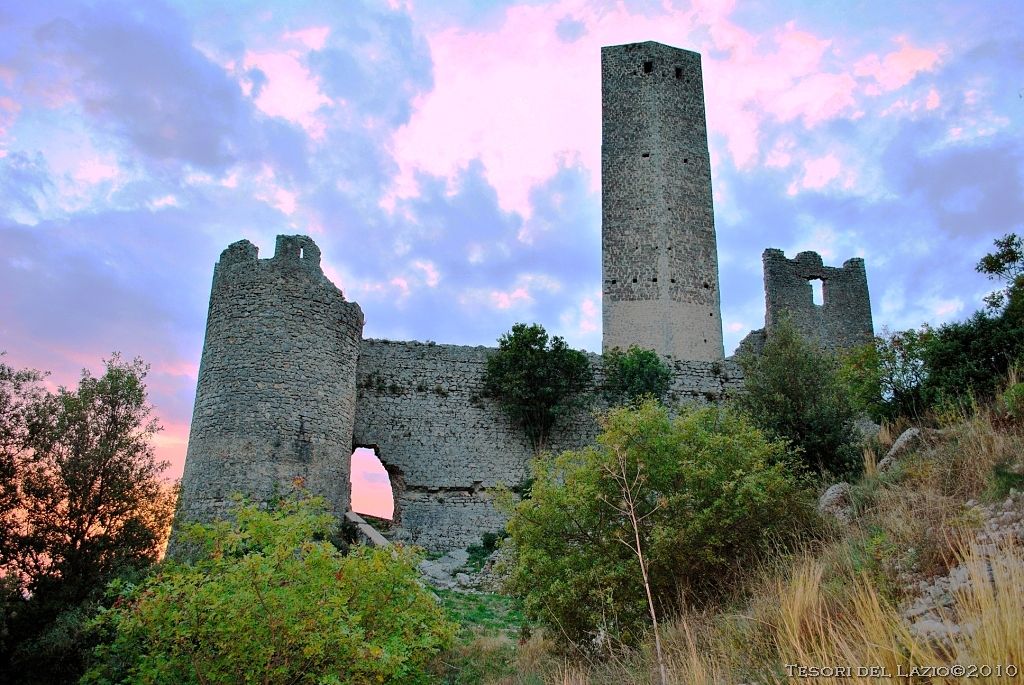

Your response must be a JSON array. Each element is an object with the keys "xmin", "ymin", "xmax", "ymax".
[
  {"xmin": 810, "ymin": 278, "xmax": 824, "ymax": 306},
  {"xmin": 643, "ymin": 61, "xmax": 653, "ymax": 73}
]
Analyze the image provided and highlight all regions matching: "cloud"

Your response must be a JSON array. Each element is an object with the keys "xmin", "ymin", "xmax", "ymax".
[
  {"xmin": 243, "ymin": 49, "xmax": 333, "ymax": 138},
  {"xmin": 29, "ymin": 3, "xmax": 254, "ymax": 169},
  {"xmin": 855, "ymin": 36, "xmax": 944, "ymax": 94},
  {"xmin": 1, "ymin": 0, "xmax": 1022, "ymax": 474}
]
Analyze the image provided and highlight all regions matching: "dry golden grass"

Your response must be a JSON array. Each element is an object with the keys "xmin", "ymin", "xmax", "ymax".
[
  {"xmin": 861, "ymin": 445, "xmax": 878, "ymax": 479},
  {"xmin": 933, "ymin": 541, "xmax": 1024, "ymax": 683},
  {"xmin": 479, "ymin": 542, "xmax": 1021, "ymax": 684}
]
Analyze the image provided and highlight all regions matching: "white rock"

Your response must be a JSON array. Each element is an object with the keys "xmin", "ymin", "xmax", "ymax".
[
  {"xmin": 818, "ymin": 483, "xmax": 854, "ymax": 525},
  {"xmin": 878, "ymin": 427, "xmax": 921, "ymax": 472}
]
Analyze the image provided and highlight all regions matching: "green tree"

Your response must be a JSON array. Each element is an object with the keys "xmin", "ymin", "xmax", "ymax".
[
  {"xmin": 920, "ymin": 311, "xmax": 1024, "ymax": 405},
  {"xmin": 838, "ymin": 327, "xmax": 932, "ymax": 421},
  {"xmin": 484, "ymin": 323, "xmax": 593, "ymax": 453},
  {"xmin": 85, "ymin": 495, "xmax": 456, "ymax": 685},
  {"xmin": 504, "ymin": 400, "xmax": 811, "ymax": 650},
  {"xmin": 736, "ymin": 317, "xmax": 858, "ymax": 476},
  {"xmin": 976, "ymin": 232, "xmax": 1024, "ymax": 318},
  {"xmin": 0, "ymin": 354, "xmax": 175, "ymax": 684},
  {"xmin": 602, "ymin": 346, "xmax": 672, "ymax": 406},
  {"xmin": 0, "ymin": 355, "xmax": 48, "ymax": 556},
  {"xmin": 907, "ymin": 234, "xmax": 1024, "ymax": 407}
]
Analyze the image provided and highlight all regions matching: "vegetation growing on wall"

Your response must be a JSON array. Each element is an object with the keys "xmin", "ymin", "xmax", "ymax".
[
  {"xmin": 602, "ymin": 346, "xmax": 672, "ymax": 406},
  {"xmin": 484, "ymin": 323, "xmax": 594, "ymax": 454}
]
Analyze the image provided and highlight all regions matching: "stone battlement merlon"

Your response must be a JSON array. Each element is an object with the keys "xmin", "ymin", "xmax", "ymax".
[
  {"xmin": 274, "ymin": 234, "xmax": 322, "ymax": 268},
  {"xmin": 213, "ymin": 234, "xmax": 343, "ymax": 300},
  {"xmin": 218, "ymin": 239, "xmax": 259, "ymax": 265}
]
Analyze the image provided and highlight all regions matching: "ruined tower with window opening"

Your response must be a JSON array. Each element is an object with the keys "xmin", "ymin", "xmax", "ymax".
[
  {"xmin": 174, "ymin": 41, "xmax": 873, "ymax": 553},
  {"xmin": 738, "ymin": 249, "xmax": 874, "ymax": 356}
]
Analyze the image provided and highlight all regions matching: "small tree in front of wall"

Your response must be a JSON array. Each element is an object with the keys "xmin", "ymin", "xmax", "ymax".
[{"xmin": 484, "ymin": 323, "xmax": 593, "ymax": 454}]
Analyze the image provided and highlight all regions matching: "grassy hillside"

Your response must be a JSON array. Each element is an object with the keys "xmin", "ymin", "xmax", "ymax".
[{"xmin": 440, "ymin": 387, "xmax": 1024, "ymax": 684}]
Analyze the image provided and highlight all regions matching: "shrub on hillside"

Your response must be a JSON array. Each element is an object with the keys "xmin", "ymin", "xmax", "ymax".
[
  {"xmin": 504, "ymin": 400, "xmax": 814, "ymax": 650},
  {"xmin": 920, "ymin": 311, "xmax": 1024, "ymax": 406},
  {"xmin": 736, "ymin": 317, "xmax": 859, "ymax": 476},
  {"xmin": 84, "ymin": 495, "xmax": 456, "ymax": 685}
]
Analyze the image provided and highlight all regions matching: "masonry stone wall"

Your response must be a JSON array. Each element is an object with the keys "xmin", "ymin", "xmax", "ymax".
[
  {"xmin": 353, "ymin": 339, "xmax": 741, "ymax": 551},
  {"xmin": 762, "ymin": 249, "xmax": 874, "ymax": 352},
  {"xmin": 177, "ymin": 235, "xmax": 364, "ymax": 525},
  {"xmin": 601, "ymin": 41, "xmax": 724, "ymax": 362}
]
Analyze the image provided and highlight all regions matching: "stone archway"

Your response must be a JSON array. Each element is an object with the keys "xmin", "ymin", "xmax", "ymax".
[{"xmin": 349, "ymin": 445, "xmax": 403, "ymax": 523}]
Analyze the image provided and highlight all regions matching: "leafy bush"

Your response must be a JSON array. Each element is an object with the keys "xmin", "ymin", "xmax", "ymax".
[
  {"xmin": 85, "ymin": 495, "xmax": 456, "ymax": 685},
  {"xmin": 976, "ymin": 232, "xmax": 1024, "ymax": 316},
  {"xmin": 504, "ymin": 400, "xmax": 813, "ymax": 649},
  {"xmin": 602, "ymin": 346, "xmax": 672, "ymax": 406},
  {"xmin": 920, "ymin": 311, "xmax": 1024, "ymax": 406},
  {"xmin": 484, "ymin": 323, "xmax": 593, "ymax": 453},
  {"xmin": 1002, "ymin": 382, "xmax": 1024, "ymax": 421},
  {"xmin": 736, "ymin": 317, "xmax": 859, "ymax": 476},
  {"xmin": 911, "ymin": 233, "xmax": 1024, "ymax": 409}
]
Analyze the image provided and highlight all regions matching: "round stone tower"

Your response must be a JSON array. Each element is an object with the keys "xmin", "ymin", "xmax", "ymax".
[{"xmin": 177, "ymin": 235, "xmax": 363, "ymax": 525}]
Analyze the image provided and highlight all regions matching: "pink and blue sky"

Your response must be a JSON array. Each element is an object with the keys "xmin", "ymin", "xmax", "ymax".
[{"xmin": 1, "ymin": 1, "xmax": 1021, "ymax": 518}]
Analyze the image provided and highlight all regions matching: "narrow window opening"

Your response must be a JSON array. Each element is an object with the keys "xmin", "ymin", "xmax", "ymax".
[
  {"xmin": 810, "ymin": 278, "xmax": 824, "ymax": 306},
  {"xmin": 684, "ymin": 158, "xmax": 689, "ymax": 164},
  {"xmin": 643, "ymin": 61, "xmax": 653, "ymax": 73},
  {"xmin": 642, "ymin": 152, "xmax": 650, "ymax": 158},
  {"xmin": 675, "ymin": 67, "xmax": 682, "ymax": 79},
  {"xmin": 632, "ymin": 278, "xmax": 638, "ymax": 283},
  {"xmin": 350, "ymin": 446, "xmax": 394, "ymax": 520},
  {"xmin": 670, "ymin": 278, "xmax": 676, "ymax": 283},
  {"xmin": 652, "ymin": 277, "xmax": 657, "ymax": 283},
  {"xmin": 610, "ymin": 279, "xmax": 617, "ymax": 285},
  {"xmin": 299, "ymin": 247, "xmax": 305, "ymax": 259}
]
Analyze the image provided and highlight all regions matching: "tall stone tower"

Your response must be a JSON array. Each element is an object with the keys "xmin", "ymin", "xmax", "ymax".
[
  {"xmin": 601, "ymin": 41, "xmax": 724, "ymax": 361},
  {"xmin": 177, "ymin": 235, "xmax": 364, "ymax": 525}
]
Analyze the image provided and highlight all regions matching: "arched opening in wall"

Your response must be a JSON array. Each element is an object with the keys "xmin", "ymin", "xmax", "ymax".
[
  {"xmin": 809, "ymin": 278, "xmax": 824, "ymax": 306},
  {"xmin": 349, "ymin": 446, "xmax": 395, "ymax": 520}
]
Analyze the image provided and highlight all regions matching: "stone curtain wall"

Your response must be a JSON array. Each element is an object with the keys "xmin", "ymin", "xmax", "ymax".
[
  {"xmin": 177, "ymin": 236, "xmax": 364, "ymax": 525},
  {"xmin": 354, "ymin": 339, "xmax": 742, "ymax": 551},
  {"xmin": 762, "ymin": 249, "xmax": 874, "ymax": 352},
  {"xmin": 352, "ymin": 340, "xmax": 601, "ymax": 551},
  {"xmin": 601, "ymin": 41, "xmax": 724, "ymax": 362}
]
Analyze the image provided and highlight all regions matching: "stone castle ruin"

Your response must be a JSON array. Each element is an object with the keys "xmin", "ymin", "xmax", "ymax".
[
  {"xmin": 739, "ymin": 249, "xmax": 874, "ymax": 356},
  {"xmin": 176, "ymin": 41, "xmax": 873, "ymax": 552}
]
